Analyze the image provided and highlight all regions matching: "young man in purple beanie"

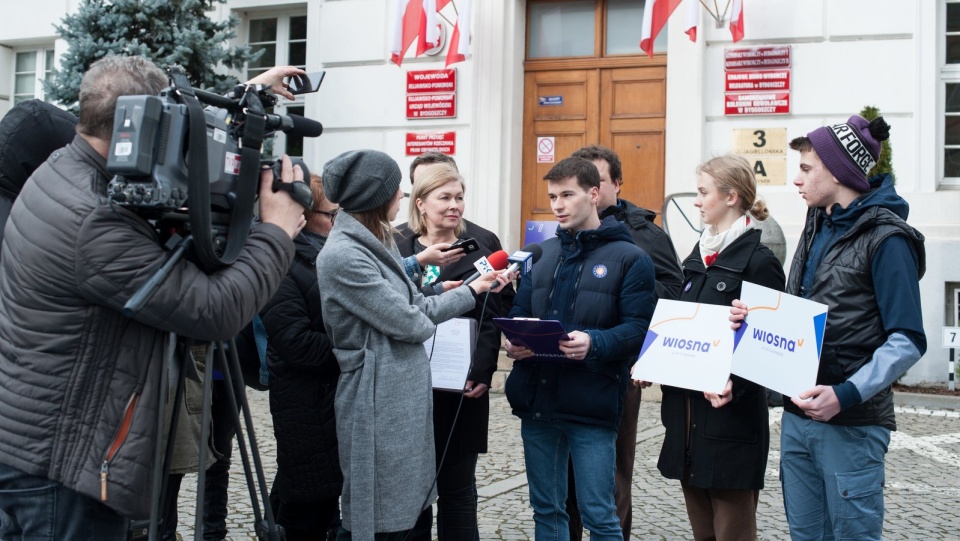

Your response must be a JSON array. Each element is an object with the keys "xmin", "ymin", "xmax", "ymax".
[{"xmin": 733, "ymin": 115, "xmax": 925, "ymax": 540}]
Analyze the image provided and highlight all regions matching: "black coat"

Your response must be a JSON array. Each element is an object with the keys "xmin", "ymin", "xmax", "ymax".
[
  {"xmin": 261, "ymin": 231, "xmax": 342, "ymax": 502},
  {"xmin": 394, "ymin": 220, "xmax": 514, "ymax": 456},
  {"xmin": 601, "ymin": 199, "xmax": 684, "ymax": 300},
  {"xmin": 657, "ymin": 228, "xmax": 785, "ymax": 490}
]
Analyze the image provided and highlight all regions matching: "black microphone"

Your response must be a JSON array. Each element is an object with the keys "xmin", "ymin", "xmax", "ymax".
[{"xmin": 265, "ymin": 114, "xmax": 323, "ymax": 138}]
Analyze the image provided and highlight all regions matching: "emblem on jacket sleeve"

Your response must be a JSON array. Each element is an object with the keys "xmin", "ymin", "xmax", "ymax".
[{"xmin": 592, "ymin": 264, "xmax": 608, "ymax": 278}]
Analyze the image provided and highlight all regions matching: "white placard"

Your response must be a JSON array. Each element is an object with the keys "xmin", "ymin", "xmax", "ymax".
[
  {"xmin": 537, "ymin": 136, "xmax": 555, "ymax": 163},
  {"xmin": 424, "ymin": 317, "xmax": 476, "ymax": 391},
  {"xmin": 631, "ymin": 300, "xmax": 734, "ymax": 393},
  {"xmin": 732, "ymin": 281, "xmax": 827, "ymax": 398}
]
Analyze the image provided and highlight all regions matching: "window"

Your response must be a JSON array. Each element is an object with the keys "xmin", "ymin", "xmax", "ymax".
[
  {"xmin": 13, "ymin": 49, "xmax": 55, "ymax": 104},
  {"xmin": 527, "ymin": 0, "xmax": 667, "ymax": 60},
  {"xmin": 943, "ymin": 1, "xmax": 960, "ymax": 186},
  {"xmin": 246, "ymin": 13, "xmax": 308, "ymax": 159}
]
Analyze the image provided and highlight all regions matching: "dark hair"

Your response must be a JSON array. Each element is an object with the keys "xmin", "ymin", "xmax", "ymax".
[
  {"xmin": 544, "ymin": 156, "xmax": 600, "ymax": 192},
  {"xmin": 571, "ymin": 145, "xmax": 622, "ymax": 183},
  {"xmin": 409, "ymin": 152, "xmax": 458, "ymax": 181},
  {"xmin": 77, "ymin": 56, "xmax": 167, "ymax": 141},
  {"xmin": 789, "ymin": 136, "xmax": 814, "ymax": 152}
]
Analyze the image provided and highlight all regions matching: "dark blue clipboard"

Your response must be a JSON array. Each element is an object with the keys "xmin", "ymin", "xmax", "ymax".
[{"xmin": 494, "ymin": 318, "xmax": 571, "ymax": 362}]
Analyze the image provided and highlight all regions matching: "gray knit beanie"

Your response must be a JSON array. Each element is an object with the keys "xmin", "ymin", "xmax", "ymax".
[{"xmin": 322, "ymin": 150, "xmax": 402, "ymax": 212}]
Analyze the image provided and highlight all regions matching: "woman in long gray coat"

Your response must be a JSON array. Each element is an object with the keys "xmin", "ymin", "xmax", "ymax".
[{"xmin": 316, "ymin": 150, "xmax": 510, "ymax": 541}]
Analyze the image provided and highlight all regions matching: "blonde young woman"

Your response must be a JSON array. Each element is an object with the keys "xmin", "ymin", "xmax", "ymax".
[
  {"xmin": 648, "ymin": 155, "xmax": 785, "ymax": 541},
  {"xmin": 394, "ymin": 163, "xmax": 514, "ymax": 540}
]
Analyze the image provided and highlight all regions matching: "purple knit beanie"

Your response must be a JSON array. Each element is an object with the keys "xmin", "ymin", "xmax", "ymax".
[{"xmin": 806, "ymin": 115, "xmax": 890, "ymax": 192}]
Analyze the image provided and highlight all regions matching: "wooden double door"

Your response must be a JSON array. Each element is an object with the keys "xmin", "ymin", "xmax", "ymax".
[{"xmin": 520, "ymin": 65, "xmax": 667, "ymax": 237}]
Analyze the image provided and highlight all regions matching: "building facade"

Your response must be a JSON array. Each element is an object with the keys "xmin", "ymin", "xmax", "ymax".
[{"xmin": 2, "ymin": 0, "xmax": 958, "ymax": 384}]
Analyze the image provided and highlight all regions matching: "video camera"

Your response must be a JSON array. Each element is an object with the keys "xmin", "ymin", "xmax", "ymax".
[{"xmin": 105, "ymin": 66, "xmax": 322, "ymax": 272}]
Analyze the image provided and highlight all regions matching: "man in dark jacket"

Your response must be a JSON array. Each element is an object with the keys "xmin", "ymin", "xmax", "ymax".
[
  {"xmin": 733, "ymin": 115, "xmax": 925, "ymax": 541},
  {"xmin": 0, "ymin": 56, "xmax": 305, "ymax": 540},
  {"xmin": 568, "ymin": 144, "xmax": 683, "ymax": 539},
  {"xmin": 504, "ymin": 157, "xmax": 656, "ymax": 540}
]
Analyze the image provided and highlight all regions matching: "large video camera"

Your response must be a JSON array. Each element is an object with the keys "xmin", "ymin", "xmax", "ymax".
[{"xmin": 105, "ymin": 66, "xmax": 322, "ymax": 273}]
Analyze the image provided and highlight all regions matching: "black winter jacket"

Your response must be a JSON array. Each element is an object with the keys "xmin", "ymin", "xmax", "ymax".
[
  {"xmin": 0, "ymin": 135, "xmax": 294, "ymax": 518},
  {"xmin": 394, "ymin": 220, "xmax": 515, "ymax": 456},
  {"xmin": 505, "ymin": 217, "xmax": 656, "ymax": 430},
  {"xmin": 658, "ymin": 228, "xmax": 785, "ymax": 490},
  {"xmin": 600, "ymin": 199, "xmax": 683, "ymax": 300},
  {"xmin": 262, "ymin": 231, "xmax": 342, "ymax": 502}
]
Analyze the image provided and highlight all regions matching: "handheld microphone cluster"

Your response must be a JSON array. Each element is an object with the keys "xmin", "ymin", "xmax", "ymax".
[{"xmin": 462, "ymin": 243, "xmax": 542, "ymax": 286}]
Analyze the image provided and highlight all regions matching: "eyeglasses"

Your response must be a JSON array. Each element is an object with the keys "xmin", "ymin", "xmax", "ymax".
[{"xmin": 312, "ymin": 208, "xmax": 339, "ymax": 222}]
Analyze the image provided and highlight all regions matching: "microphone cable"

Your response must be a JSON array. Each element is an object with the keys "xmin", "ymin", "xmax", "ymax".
[{"xmin": 404, "ymin": 285, "xmax": 494, "ymax": 541}]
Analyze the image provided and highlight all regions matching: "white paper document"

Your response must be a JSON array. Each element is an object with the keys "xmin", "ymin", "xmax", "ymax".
[
  {"xmin": 424, "ymin": 317, "xmax": 477, "ymax": 392},
  {"xmin": 631, "ymin": 300, "xmax": 735, "ymax": 393},
  {"xmin": 731, "ymin": 281, "xmax": 828, "ymax": 398}
]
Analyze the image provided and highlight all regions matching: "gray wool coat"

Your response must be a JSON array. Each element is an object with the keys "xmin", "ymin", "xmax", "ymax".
[{"xmin": 316, "ymin": 212, "xmax": 475, "ymax": 539}]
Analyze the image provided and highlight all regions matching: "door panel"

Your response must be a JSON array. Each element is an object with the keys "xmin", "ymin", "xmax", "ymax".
[
  {"xmin": 522, "ymin": 70, "xmax": 599, "ymax": 223},
  {"xmin": 521, "ymin": 65, "xmax": 666, "ymax": 238}
]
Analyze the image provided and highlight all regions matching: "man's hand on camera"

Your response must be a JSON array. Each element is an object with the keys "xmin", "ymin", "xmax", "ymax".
[
  {"xmin": 260, "ymin": 155, "xmax": 306, "ymax": 239},
  {"xmin": 246, "ymin": 66, "xmax": 307, "ymax": 101}
]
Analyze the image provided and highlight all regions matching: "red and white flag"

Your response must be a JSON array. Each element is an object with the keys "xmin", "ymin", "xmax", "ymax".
[
  {"xmin": 730, "ymin": 0, "xmax": 744, "ymax": 42},
  {"xmin": 685, "ymin": 0, "xmax": 701, "ymax": 42},
  {"xmin": 640, "ymin": 0, "xmax": 682, "ymax": 57},
  {"xmin": 445, "ymin": 0, "xmax": 472, "ymax": 67},
  {"xmin": 390, "ymin": 0, "xmax": 424, "ymax": 66},
  {"xmin": 417, "ymin": 0, "xmax": 440, "ymax": 55}
]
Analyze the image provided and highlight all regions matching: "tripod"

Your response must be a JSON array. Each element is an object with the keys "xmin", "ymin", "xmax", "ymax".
[{"xmin": 125, "ymin": 234, "xmax": 284, "ymax": 541}]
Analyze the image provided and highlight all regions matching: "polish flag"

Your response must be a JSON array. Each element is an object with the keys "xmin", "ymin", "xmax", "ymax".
[
  {"xmin": 730, "ymin": 0, "xmax": 744, "ymax": 42},
  {"xmin": 685, "ymin": 0, "xmax": 701, "ymax": 42},
  {"xmin": 445, "ymin": 0, "xmax": 472, "ymax": 67},
  {"xmin": 640, "ymin": 0, "xmax": 682, "ymax": 57},
  {"xmin": 390, "ymin": 0, "xmax": 424, "ymax": 66},
  {"xmin": 417, "ymin": 0, "xmax": 440, "ymax": 56}
]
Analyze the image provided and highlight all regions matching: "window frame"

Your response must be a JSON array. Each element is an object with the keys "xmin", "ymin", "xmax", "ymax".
[
  {"xmin": 941, "ymin": 0, "xmax": 960, "ymax": 188},
  {"xmin": 12, "ymin": 47, "xmax": 55, "ymax": 105},
  {"xmin": 244, "ymin": 10, "xmax": 309, "ymax": 160}
]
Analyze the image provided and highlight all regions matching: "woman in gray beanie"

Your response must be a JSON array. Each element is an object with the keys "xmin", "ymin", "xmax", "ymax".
[{"xmin": 315, "ymin": 150, "xmax": 511, "ymax": 541}]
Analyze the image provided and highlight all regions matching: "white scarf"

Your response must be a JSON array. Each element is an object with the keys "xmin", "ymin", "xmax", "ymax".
[{"xmin": 699, "ymin": 214, "xmax": 756, "ymax": 267}]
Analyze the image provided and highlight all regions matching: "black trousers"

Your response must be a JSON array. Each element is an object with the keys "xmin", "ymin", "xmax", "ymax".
[{"xmin": 411, "ymin": 452, "xmax": 479, "ymax": 541}]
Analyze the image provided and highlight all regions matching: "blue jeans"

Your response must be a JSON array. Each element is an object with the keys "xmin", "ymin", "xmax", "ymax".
[
  {"xmin": 520, "ymin": 420, "xmax": 621, "ymax": 541},
  {"xmin": 780, "ymin": 412, "xmax": 890, "ymax": 541},
  {"xmin": 0, "ymin": 462, "xmax": 127, "ymax": 541}
]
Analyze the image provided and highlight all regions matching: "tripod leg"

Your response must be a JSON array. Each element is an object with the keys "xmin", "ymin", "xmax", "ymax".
[
  {"xmin": 192, "ymin": 345, "xmax": 217, "ymax": 541},
  {"xmin": 149, "ymin": 336, "xmax": 187, "ymax": 541},
  {"xmin": 216, "ymin": 339, "xmax": 284, "ymax": 541}
]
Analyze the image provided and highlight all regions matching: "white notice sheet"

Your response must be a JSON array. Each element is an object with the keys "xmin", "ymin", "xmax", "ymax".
[{"xmin": 424, "ymin": 317, "xmax": 477, "ymax": 392}]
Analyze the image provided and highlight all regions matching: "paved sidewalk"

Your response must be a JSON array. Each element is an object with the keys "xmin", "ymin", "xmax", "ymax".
[{"xmin": 175, "ymin": 390, "xmax": 960, "ymax": 540}]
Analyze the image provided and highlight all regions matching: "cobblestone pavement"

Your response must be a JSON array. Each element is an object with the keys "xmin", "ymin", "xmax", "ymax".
[{"xmin": 175, "ymin": 391, "xmax": 960, "ymax": 540}]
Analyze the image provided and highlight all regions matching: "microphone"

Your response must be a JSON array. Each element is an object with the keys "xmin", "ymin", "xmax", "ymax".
[
  {"xmin": 505, "ymin": 243, "xmax": 543, "ymax": 276},
  {"xmin": 463, "ymin": 250, "xmax": 509, "ymax": 286},
  {"xmin": 264, "ymin": 114, "xmax": 324, "ymax": 138}
]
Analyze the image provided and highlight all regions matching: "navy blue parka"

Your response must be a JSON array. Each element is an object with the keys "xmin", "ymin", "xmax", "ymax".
[{"xmin": 504, "ymin": 217, "xmax": 656, "ymax": 430}]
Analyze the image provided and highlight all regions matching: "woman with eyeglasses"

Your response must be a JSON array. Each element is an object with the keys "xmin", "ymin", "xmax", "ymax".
[
  {"xmin": 260, "ymin": 174, "xmax": 344, "ymax": 540},
  {"xmin": 396, "ymin": 163, "xmax": 515, "ymax": 541}
]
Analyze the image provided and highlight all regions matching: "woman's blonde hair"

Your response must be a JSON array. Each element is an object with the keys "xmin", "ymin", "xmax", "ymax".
[
  {"xmin": 697, "ymin": 154, "xmax": 769, "ymax": 221},
  {"xmin": 407, "ymin": 163, "xmax": 468, "ymax": 238},
  {"xmin": 304, "ymin": 174, "xmax": 328, "ymax": 212}
]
